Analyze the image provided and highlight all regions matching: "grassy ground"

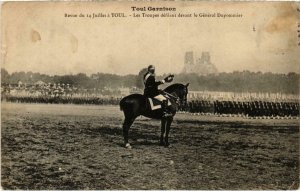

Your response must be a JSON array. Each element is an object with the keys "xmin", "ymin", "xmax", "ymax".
[{"xmin": 1, "ymin": 103, "xmax": 299, "ymax": 189}]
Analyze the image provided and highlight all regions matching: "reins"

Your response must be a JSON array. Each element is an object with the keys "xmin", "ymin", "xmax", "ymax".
[{"xmin": 162, "ymin": 91, "xmax": 180, "ymax": 103}]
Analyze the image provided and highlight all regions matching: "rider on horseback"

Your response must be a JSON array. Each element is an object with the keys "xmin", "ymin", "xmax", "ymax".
[{"xmin": 143, "ymin": 65, "xmax": 174, "ymax": 118}]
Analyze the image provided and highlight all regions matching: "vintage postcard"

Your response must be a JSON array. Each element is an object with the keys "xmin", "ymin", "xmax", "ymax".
[{"xmin": 1, "ymin": 1, "xmax": 299, "ymax": 190}]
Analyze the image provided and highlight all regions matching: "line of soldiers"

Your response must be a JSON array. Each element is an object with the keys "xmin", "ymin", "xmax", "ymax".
[
  {"xmin": 2, "ymin": 94, "xmax": 299, "ymax": 118},
  {"xmin": 180, "ymin": 100, "xmax": 299, "ymax": 118},
  {"xmin": 2, "ymin": 95, "xmax": 121, "ymax": 105}
]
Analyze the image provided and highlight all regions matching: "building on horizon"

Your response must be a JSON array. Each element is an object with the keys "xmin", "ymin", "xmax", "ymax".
[{"xmin": 182, "ymin": 51, "xmax": 218, "ymax": 75}]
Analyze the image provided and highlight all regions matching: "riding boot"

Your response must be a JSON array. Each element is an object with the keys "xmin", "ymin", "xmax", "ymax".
[{"xmin": 162, "ymin": 100, "xmax": 172, "ymax": 118}]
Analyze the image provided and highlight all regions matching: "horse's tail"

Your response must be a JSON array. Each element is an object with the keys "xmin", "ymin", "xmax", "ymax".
[{"xmin": 119, "ymin": 97, "xmax": 126, "ymax": 111}]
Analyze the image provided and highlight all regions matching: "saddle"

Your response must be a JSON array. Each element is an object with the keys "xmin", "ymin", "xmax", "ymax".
[{"xmin": 147, "ymin": 94, "xmax": 172, "ymax": 110}]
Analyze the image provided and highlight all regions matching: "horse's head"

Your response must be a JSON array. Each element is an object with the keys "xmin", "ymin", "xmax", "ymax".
[
  {"xmin": 180, "ymin": 83, "xmax": 189, "ymax": 106},
  {"xmin": 164, "ymin": 83, "xmax": 189, "ymax": 106}
]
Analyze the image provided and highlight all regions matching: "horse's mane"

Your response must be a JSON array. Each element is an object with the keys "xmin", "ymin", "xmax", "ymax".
[{"xmin": 164, "ymin": 83, "xmax": 185, "ymax": 93}]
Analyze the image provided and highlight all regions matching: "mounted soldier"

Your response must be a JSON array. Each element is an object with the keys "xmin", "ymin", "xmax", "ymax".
[{"xmin": 143, "ymin": 65, "xmax": 174, "ymax": 118}]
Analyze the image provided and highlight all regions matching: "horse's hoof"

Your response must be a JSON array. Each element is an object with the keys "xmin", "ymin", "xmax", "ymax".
[
  {"xmin": 164, "ymin": 143, "xmax": 170, "ymax": 148},
  {"xmin": 125, "ymin": 143, "xmax": 132, "ymax": 149}
]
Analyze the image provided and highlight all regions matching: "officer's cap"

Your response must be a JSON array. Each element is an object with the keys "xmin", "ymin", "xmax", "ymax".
[{"xmin": 148, "ymin": 65, "xmax": 155, "ymax": 70}]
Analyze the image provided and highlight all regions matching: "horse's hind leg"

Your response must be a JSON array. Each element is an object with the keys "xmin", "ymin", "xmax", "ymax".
[
  {"xmin": 123, "ymin": 117, "xmax": 135, "ymax": 148},
  {"xmin": 165, "ymin": 117, "xmax": 173, "ymax": 147}
]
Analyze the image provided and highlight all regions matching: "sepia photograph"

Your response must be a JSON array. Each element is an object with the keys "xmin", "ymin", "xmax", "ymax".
[{"xmin": 1, "ymin": 1, "xmax": 299, "ymax": 190}]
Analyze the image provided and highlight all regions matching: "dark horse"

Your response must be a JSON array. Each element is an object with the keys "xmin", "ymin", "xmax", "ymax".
[{"xmin": 120, "ymin": 83, "xmax": 189, "ymax": 148}]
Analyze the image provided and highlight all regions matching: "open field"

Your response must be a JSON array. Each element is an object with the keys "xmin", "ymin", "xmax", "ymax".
[{"xmin": 1, "ymin": 103, "xmax": 299, "ymax": 189}]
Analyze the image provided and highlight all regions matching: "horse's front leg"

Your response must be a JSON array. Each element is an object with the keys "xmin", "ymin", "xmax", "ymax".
[
  {"xmin": 165, "ymin": 117, "xmax": 173, "ymax": 147},
  {"xmin": 160, "ymin": 118, "xmax": 167, "ymax": 146}
]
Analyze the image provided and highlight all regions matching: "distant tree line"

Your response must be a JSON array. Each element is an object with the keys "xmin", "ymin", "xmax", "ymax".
[
  {"xmin": 172, "ymin": 71, "xmax": 299, "ymax": 94},
  {"xmin": 1, "ymin": 68, "xmax": 299, "ymax": 94}
]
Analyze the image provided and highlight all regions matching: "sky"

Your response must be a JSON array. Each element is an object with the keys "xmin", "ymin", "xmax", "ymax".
[{"xmin": 1, "ymin": 2, "xmax": 300, "ymax": 75}]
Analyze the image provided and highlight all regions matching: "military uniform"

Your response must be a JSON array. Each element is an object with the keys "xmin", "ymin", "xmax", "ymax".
[
  {"xmin": 143, "ymin": 65, "xmax": 174, "ymax": 117},
  {"xmin": 143, "ymin": 72, "xmax": 165, "ymax": 98}
]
